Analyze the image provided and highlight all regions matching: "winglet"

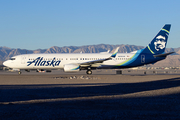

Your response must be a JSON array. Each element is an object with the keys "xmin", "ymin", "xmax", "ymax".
[{"xmin": 111, "ymin": 47, "xmax": 119, "ymax": 58}]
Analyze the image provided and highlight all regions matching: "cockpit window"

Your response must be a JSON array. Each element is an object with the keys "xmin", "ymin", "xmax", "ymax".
[{"xmin": 10, "ymin": 58, "xmax": 16, "ymax": 60}]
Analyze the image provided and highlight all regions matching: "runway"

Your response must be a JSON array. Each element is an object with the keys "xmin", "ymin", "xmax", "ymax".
[{"xmin": 0, "ymin": 70, "xmax": 180, "ymax": 119}]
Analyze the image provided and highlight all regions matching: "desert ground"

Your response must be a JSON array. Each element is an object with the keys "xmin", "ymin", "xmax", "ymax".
[{"xmin": 0, "ymin": 70, "xmax": 180, "ymax": 119}]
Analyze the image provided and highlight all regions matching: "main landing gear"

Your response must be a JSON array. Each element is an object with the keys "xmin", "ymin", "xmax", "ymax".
[
  {"xmin": 86, "ymin": 69, "xmax": 92, "ymax": 75},
  {"xmin": 18, "ymin": 71, "xmax": 21, "ymax": 75}
]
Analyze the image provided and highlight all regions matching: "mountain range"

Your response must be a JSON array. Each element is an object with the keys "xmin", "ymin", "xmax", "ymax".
[{"xmin": 0, "ymin": 44, "xmax": 180, "ymax": 67}]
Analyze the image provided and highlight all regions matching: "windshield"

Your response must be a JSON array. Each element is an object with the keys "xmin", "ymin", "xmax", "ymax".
[{"xmin": 10, "ymin": 58, "xmax": 16, "ymax": 60}]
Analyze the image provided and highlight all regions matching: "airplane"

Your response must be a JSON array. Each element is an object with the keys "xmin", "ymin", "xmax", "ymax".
[{"xmin": 3, "ymin": 24, "xmax": 174, "ymax": 75}]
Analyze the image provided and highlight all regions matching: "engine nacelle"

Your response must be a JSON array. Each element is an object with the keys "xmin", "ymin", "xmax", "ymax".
[{"xmin": 64, "ymin": 64, "xmax": 80, "ymax": 72}]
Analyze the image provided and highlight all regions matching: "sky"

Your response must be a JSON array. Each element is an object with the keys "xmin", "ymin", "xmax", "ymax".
[{"xmin": 0, "ymin": 0, "xmax": 180, "ymax": 50}]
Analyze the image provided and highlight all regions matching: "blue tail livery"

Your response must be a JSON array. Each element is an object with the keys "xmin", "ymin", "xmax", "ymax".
[
  {"xmin": 146, "ymin": 24, "xmax": 171, "ymax": 55},
  {"xmin": 113, "ymin": 24, "xmax": 174, "ymax": 69}
]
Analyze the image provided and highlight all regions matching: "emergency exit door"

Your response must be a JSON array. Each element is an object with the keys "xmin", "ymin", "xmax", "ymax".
[{"xmin": 21, "ymin": 56, "xmax": 25, "ymax": 64}]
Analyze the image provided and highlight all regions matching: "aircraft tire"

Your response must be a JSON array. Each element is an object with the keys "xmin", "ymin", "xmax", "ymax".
[
  {"xmin": 86, "ymin": 70, "xmax": 92, "ymax": 75},
  {"xmin": 18, "ymin": 71, "xmax": 21, "ymax": 75}
]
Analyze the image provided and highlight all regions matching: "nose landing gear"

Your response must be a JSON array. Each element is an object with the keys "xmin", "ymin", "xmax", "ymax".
[{"xmin": 18, "ymin": 71, "xmax": 21, "ymax": 75}]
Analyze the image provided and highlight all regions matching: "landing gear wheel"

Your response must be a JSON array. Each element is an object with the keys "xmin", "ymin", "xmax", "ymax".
[
  {"xmin": 18, "ymin": 71, "xmax": 21, "ymax": 75},
  {"xmin": 86, "ymin": 70, "xmax": 92, "ymax": 75}
]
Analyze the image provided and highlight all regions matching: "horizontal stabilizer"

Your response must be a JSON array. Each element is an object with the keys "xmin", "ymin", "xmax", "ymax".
[{"xmin": 153, "ymin": 52, "xmax": 175, "ymax": 58}]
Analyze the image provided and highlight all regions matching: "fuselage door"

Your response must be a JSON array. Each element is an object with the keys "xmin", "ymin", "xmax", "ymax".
[
  {"xmin": 21, "ymin": 56, "xmax": 26, "ymax": 64},
  {"xmin": 141, "ymin": 55, "xmax": 145, "ymax": 63}
]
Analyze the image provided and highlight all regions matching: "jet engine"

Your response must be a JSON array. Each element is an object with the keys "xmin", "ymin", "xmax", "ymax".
[{"xmin": 64, "ymin": 64, "xmax": 80, "ymax": 72}]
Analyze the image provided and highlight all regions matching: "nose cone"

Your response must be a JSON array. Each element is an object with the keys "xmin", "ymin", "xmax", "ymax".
[{"xmin": 3, "ymin": 60, "xmax": 9, "ymax": 67}]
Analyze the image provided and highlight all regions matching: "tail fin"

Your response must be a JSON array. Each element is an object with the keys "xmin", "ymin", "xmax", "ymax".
[{"xmin": 146, "ymin": 24, "xmax": 171, "ymax": 55}]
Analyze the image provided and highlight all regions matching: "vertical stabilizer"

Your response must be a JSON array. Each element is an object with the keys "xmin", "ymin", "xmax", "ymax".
[{"xmin": 146, "ymin": 24, "xmax": 171, "ymax": 55}]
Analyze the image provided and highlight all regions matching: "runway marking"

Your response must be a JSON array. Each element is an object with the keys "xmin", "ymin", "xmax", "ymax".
[{"xmin": 1, "ymin": 86, "xmax": 179, "ymax": 105}]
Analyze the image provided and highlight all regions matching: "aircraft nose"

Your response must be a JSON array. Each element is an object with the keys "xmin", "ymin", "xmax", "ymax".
[{"xmin": 3, "ymin": 60, "xmax": 9, "ymax": 67}]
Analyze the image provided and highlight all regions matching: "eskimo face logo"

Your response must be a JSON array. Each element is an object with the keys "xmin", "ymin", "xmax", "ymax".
[{"xmin": 154, "ymin": 35, "xmax": 166, "ymax": 51}]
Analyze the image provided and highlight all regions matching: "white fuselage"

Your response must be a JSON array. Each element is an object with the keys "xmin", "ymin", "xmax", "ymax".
[{"xmin": 3, "ymin": 53, "xmax": 135, "ymax": 70}]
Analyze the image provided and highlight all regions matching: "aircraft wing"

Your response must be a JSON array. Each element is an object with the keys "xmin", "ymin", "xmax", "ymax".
[
  {"xmin": 80, "ymin": 58, "xmax": 111, "ymax": 65},
  {"xmin": 80, "ymin": 47, "xmax": 119, "ymax": 65}
]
